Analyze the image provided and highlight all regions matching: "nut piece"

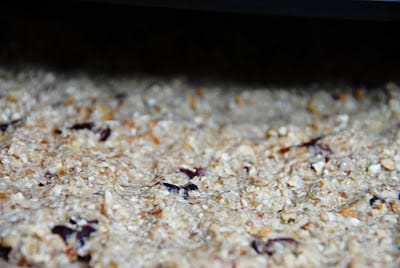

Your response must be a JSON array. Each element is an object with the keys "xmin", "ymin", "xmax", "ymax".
[
  {"xmin": 368, "ymin": 164, "xmax": 381, "ymax": 175},
  {"xmin": 380, "ymin": 158, "xmax": 395, "ymax": 171},
  {"xmin": 339, "ymin": 208, "xmax": 357, "ymax": 218}
]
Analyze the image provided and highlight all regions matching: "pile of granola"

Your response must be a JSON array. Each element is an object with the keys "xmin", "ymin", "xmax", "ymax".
[{"xmin": 0, "ymin": 69, "xmax": 399, "ymax": 267}]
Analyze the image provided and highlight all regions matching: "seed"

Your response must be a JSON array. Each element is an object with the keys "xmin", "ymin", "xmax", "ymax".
[{"xmin": 380, "ymin": 158, "xmax": 395, "ymax": 171}]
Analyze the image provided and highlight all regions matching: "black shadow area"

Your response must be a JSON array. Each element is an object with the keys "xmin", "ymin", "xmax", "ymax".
[{"xmin": 0, "ymin": 1, "xmax": 399, "ymax": 86}]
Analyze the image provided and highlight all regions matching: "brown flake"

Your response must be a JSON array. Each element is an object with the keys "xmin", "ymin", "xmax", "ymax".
[
  {"xmin": 380, "ymin": 158, "xmax": 395, "ymax": 171},
  {"xmin": 339, "ymin": 208, "xmax": 358, "ymax": 218}
]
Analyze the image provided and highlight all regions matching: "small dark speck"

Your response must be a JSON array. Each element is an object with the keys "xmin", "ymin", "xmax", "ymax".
[
  {"xmin": 44, "ymin": 171, "xmax": 55, "ymax": 179},
  {"xmin": 69, "ymin": 218, "xmax": 77, "ymax": 225},
  {"xmin": 251, "ymin": 237, "xmax": 299, "ymax": 256},
  {"xmin": 369, "ymin": 196, "xmax": 380, "ymax": 206},
  {"xmin": 182, "ymin": 182, "xmax": 198, "ymax": 192},
  {"xmin": 398, "ymin": 192, "xmax": 400, "ymax": 200},
  {"xmin": 77, "ymin": 254, "xmax": 92, "ymax": 263},
  {"xmin": 0, "ymin": 245, "xmax": 12, "ymax": 261},
  {"xmin": 162, "ymin": 182, "xmax": 180, "ymax": 193},
  {"xmin": 99, "ymin": 127, "xmax": 111, "ymax": 142},
  {"xmin": 0, "ymin": 119, "xmax": 23, "ymax": 132},
  {"xmin": 76, "ymin": 225, "xmax": 96, "ymax": 248},
  {"xmin": 38, "ymin": 182, "xmax": 45, "ymax": 187},
  {"xmin": 69, "ymin": 122, "xmax": 95, "ymax": 131},
  {"xmin": 264, "ymin": 237, "xmax": 299, "ymax": 256},
  {"xmin": 115, "ymin": 93, "xmax": 126, "ymax": 100},
  {"xmin": 51, "ymin": 225, "xmax": 75, "ymax": 244},
  {"xmin": 369, "ymin": 195, "xmax": 385, "ymax": 207},
  {"xmin": 87, "ymin": 219, "xmax": 99, "ymax": 224},
  {"xmin": 182, "ymin": 183, "xmax": 198, "ymax": 199},
  {"xmin": 297, "ymin": 136, "xmax": 332, "ymax": 157},
  {"xmin": 0, "ymin": 123, "xmax": 9, "ymax": 132},
  {"xmin": 251, "ymin": 240, "xmax": 263, "ymax": 254},
  {"xmin": 53, "ymin": 128, "xmax": 62, "ymax": 135},
  {"xmin": 243, "ymin": 166, "xmax": 250, "ymax": 174},
  {"xmin": 331, "ymin": 92, "xmax": 341, "ymax": 100}
]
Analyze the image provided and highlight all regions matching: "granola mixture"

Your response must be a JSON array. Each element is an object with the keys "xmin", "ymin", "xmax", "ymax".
[{"xmin": 0, "ymin": 68, "xmax": 399, "ymax": 267}]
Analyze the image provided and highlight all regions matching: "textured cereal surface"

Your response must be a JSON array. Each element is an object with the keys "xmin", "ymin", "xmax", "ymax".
[{"xmin": 0, "ymin": 69, "xmax": 400, "ymax": 267}]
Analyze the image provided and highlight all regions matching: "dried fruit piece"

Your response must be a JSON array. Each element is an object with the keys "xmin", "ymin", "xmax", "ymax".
[
  {"xmin": 182, "ymin": 182, "xmax": 199, "ymax": 199},
  {"xmin": 181, "ymin": 183, "xmax": 198, "ymax": 192},
  {"xmin": 51, "ymin": 225, "xmax": 75, "ymax": 244},
  {"xmin": 99, "ymin": 127, "xmax": 112, "ymax": 142},
  {"xmin": 162, "ymin": 183, "xmax": 180, "ymax": 193},
  {"xmin": 161, "ymin": 182, "xmax": 198, "ymax": 199},
  {"xmin": 298, "ymin": 136, "xmax": 332, "ymax": 157},
  {"xmin": 44, "ymin": 171, "xmax": 56, "ymax": 179},
  {"xmin": 148, "ymin": 208, "xmax": 163, "ymax": 217},
  {"xmin": 279, "ymin": 135, "xmax": 332, "ymax": 157},
  {"xmin": 179, "ymin": 167, "xmax": 206, "ymax": 179},
  {"xmin": 115, "ymin": 92, "xmax": 126, "ymax": 100},
  {"xmin": 76, "ymin": 225, "xmax": 96, "ymax": 248},
  {"xmin": 0, "ymin": 245, "xmax": 12, "ymax": 261},
  {"xmin": 69, "ymin": 122, "xmax": 95, "ymax": 131},
  {"xmin": 87, "ymin": 219, "xmax": 99, "ymax": 224},
  {"xmin": 251, "ymin": 240, "xmax": 264, "ymax": 254},
  {"xmin": 0, "ymin": 118, "xmax": 23, "ymax": 132},
  {"xmin": 53, "ymin": 128, "xmax": 62, "ymax": 135},
  {"xmin": 369, "ymin": 195, "xmax": 385, "ymax": 208},
  {"xmin": 251, "ymin": 237, "xmax": 299, "ymax": 256}
]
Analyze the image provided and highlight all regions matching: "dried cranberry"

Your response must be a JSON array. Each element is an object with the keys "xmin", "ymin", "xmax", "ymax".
[
  {"xmin": 179, "ymin": 167, "xmax": 206, "ymax": 179},
  {"xmin": 99, "ymin": 127, "xmax": 111, "ymax": 142},
  {"xmin": 51, "ymin": 225, "xmax": 75, "ymax": 244}
]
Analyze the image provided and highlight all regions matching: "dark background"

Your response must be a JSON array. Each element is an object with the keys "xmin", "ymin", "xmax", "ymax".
[{"xmin": 0, "ymin": 1, "xmax": 399, "ymax": 86}]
